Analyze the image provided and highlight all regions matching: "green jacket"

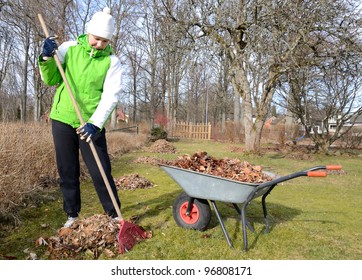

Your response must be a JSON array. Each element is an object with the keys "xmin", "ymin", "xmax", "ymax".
[{"xmin": 39, "ymin": 34, "xmax": 122, "ymax": 128}]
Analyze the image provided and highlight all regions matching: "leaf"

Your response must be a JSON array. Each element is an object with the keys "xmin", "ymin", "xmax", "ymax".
[{"xmin": 35, "ymin": 237, "xmax": 48, "ymax": 247}]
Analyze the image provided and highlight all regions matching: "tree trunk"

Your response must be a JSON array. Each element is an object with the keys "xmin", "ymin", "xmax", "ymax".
[
  {"xmin": 231, "ymin": 60, "xmax": 261, "ymax": 151},
  {"xmin": 34, "ymin": 94, "xmax": 41, "ymax": 122},
  {"xmin": 21, "ymin": 26, "xmax": 30, "ymax": 123},
  {"xmin": 132, "ymin": 71, "xmax": 137, "ymax": 123},
  {"xmin": 110, "ymin": 107, "xmax": 116, "ymax": 129}
]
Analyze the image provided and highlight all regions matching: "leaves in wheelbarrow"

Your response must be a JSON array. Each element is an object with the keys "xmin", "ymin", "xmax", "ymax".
[
  {"xmin": 41, "ymin": 214, "xmax": 151, "ymax": 259},
  {"xmin": 169, "ymin": 151, "xmax": 273, "ymax": 183}
]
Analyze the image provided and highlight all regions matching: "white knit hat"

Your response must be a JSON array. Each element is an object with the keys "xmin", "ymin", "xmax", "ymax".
[{"xmin": 87, "ymin": 7, "xmax": 115, "ymax": 40}]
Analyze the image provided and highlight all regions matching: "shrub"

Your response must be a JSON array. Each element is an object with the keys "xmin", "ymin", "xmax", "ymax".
[
  {"xmin": 340, "ymin": 128, "xmax": 362, "ymax": 149},
  {"xmin": 0, "ymin": 122, "xmax": 148, "ymax": 224},
  {"xmin": 150, "ymin": 126, "xmax": 167, "ymax": 141},
  {"xmin": 0, "ymin": 122, "xmax": 57, "ymax": 223}
]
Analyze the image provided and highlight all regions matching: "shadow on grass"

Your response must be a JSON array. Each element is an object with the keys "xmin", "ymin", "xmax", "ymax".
[
  {"xmin": 191, "ymin": 200, "xmax": 303, "ymax": 251},
  {"xmin": 243, "ymin": 202, "xmax": 302, "ymax": 250},
  {"xmin": 119, "ymin": 189, "xmax": 181, "ymax": 227},
  {"xmin": 121, "ymin": 189, "xmax": 305, "ymax": 251}
]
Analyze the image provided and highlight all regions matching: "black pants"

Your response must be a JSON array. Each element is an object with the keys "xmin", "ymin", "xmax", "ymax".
[{"xmin": 51, "ymin": 120, "xmax": 120, "ymax": 218}]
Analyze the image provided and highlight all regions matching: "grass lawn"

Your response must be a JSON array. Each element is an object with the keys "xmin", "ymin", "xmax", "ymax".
[{"xmin": 0, "ymin": 140, "xmax": 361, "ymax": 260}]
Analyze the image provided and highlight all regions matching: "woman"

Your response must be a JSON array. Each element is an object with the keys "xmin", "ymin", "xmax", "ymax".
[{"xmin": 39, "ymin": 7, "xmax": 121, "ymax": 228}]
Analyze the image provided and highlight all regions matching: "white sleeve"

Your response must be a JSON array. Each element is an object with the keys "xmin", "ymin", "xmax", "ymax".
[
  {"xmin": 56, "ymin": 41, "xmax": 77, "ymax": 63},
  {"xmin": 89, "ymin": 55, "xmax": 122, "ymax": 128}
]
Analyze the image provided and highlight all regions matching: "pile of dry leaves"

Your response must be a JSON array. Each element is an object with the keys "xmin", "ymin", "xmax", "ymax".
[
  {"xmin": 40, "ymin": 214, "xmax": 151, "ymax": 259},
  {"xmin": 169, "ymin": 151, "xmax": 273, "ymax": 183},
  {"xmin": 114, "ymin": 174, "xmax": 154, "ymax": 190},
  {"xmin": 146, "ymin": 139, "xmax": 177, "ymax": 153},
  {"xmin": 42, "ymin": 215, "xmax": 120, "ymax": 259}
]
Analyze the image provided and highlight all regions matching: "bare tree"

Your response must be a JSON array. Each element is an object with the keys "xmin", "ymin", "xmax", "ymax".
[
  {"xmin": 123, "ymin": 0, "xmax": 188, "ymax": 127},
  {"xmin": 0, "ymin": 20, "xmax": 16, "ymax": 120},
  {"xmin": 161, "ymin": 0, "xmax": 362, "ymax": 151},
  {"xmin": 1, "ymin": 0, "xmax": 30, "ymax": 122},
  {"xmin": 157, "ymin": 1, "xmax": 193, "ymax": 131},
  {"xmin": 275, "ymin": 0, "xmax": 362, "ymax": 153}
]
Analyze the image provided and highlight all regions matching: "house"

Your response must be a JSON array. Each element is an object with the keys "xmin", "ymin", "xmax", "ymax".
[
  {"xmin": 309, "ymin": 114, "xmax": 362, "ymax": 135},
  {"xmin": 116, "ymin": 108, "xmax": 129, "ymax": 124}
]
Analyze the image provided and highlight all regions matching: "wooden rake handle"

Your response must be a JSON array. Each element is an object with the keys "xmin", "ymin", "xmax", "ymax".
[
  {"xmin": 38, "ymin": 14, "xmax": 123, "ymax": 220},
  {"xmin": 37, "ymin": 14, "xmax": 83, "ymax": 125}
]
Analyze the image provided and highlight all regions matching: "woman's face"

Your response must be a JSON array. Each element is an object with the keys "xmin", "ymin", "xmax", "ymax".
[{"xmin": 88, "ymin": 34, "xmax": 110, "ymax": 50}]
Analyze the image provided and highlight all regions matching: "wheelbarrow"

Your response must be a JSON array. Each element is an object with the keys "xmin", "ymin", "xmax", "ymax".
[{"xmin": 159, "ymin": 164, "xmax": 342, "ymax": 251}]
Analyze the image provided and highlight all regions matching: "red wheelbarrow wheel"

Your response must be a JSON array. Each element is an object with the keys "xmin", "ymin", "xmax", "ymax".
[{"xmin": 172, "ymin": 192, "xmax": 211, "ymax": 231}]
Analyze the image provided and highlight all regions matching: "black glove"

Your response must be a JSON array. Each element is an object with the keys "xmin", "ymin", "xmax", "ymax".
[
  {"xmin": 42, "ymin": 36, "xmax": 58, "ymax": 57},
  {"xmin": 76, "ymin": 123, "xmax": 100, "ymax": 143}
]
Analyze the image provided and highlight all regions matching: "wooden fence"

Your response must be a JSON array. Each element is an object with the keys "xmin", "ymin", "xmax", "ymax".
[{"xmin": 173, "ymin": 122, "xmax": 211, "ymax": 140}]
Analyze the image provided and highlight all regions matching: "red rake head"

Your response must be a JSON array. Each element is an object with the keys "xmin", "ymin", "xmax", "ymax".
[{"xmin": 117, "ymin": 220, "xmax": 148, "ymax": 254}]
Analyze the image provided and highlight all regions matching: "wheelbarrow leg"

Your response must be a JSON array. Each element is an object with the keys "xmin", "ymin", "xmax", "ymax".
[
  {"xmin": 241, "ymin": 202, "xmax": 249, "ymax": 251},
  {"xmin": 232, "ymin": 203, "xmax": 255, "ymax": 232},
  {"xmin": 210, "ymin": 200, "xmax": 233, "ymax": 248},
  {"xmin": 261, "ymin": 185, "xmax": 276, "ymax": 233},
  {"xmin": 186, "ymin": 197, "xmax": 195, "ymax": 216}
]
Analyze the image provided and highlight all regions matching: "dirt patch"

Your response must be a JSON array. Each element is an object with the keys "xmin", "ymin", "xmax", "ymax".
[
  {"xmin": 259, "ymin": 144, "xmax": 316, "ymax": 160},
  {"xmin": 229, "ymin": 145, "xmax": 244, "ymax": 153},
  {"xmin": 327, "ymin": 169, "xmax": 347, "ymax": 175},
  {"xmin": 133, "ymin": 156, "xmax": 171, "ymax": 166},
  {"xmin": 284, "ymin": 151, "xmax": 314, "ymax": 161}
]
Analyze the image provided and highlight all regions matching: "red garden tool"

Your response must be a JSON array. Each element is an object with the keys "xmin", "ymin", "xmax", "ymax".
[{"xmin": 38, "ymin": 14, "xmax": 147, "ymax": 253}]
